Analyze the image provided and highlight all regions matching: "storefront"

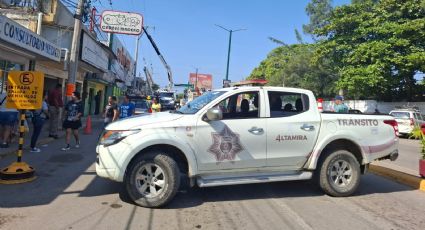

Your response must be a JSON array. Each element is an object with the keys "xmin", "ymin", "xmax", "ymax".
[
  {"xmin": 108, "ymin": 34, "xmax": 136, "ymax": 102},
  {"xmin": 80, "ymin": 32, "xmax": 110, "ymax": 116},
  {"xmin": 0, "ymin": 15, "xmax": 61, "ymax": 97}
]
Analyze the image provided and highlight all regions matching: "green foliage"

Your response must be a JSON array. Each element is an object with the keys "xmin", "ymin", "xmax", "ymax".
[
  {"xmin": 303, "ymin": 0, "xmax": 333, "ymax": 39},
  {"xmin": 409, "ymin": 126, "xmax": 425, "ymax": 159},
  {"xmin": 248, "ymin": 0, "xmax": 425, "ymax": 101},
  {"xmin": 248, "ymin": 43, "xmax": 337, "ymax": 98},
  {"xmin": 313, "ymin": 0, "xmax": 425, "ymax": 100}
]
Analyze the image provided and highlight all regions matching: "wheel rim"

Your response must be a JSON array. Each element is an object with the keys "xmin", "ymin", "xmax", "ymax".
[
  {"xmin": 135, "ymin": 163, "xmax": 166, "ymax": 198},
  {"xmin": 329, "ymin": 160, "xmax": 352, "ymax": 188}
]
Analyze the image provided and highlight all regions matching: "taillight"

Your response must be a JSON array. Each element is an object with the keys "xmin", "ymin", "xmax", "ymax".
[
  {"xmin": 409, "ymin": 118, "xmax": 414, "ymax": 126},
  {"xmin": 384, "ymin": 120, "xmax": 399, "ymax": 137}
]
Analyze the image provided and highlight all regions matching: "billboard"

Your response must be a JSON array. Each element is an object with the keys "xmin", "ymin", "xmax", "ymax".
[
  {"xmin": 109, "ymin": 34, "xmax": 136, "ymax": 83},
  {"xmin": 189, "ymin": 73, "xmax": 213, "ymax": 93},
  {"xmin": 100, "ymin": 10, "xmax": 143, "ymax": 35}
]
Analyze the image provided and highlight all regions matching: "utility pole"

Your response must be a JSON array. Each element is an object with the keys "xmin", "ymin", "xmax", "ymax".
[
  {"xmin": 67, "ymin": 0, "xmax": 84, "ymax": 97},
  {"xmin": 215, "ymin": 24, "xmax": 246, "ymax": 84}
]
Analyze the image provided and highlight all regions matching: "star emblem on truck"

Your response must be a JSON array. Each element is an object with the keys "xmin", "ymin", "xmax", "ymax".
[{"xmin": 208, "ymin": 125, "xmax": 244, "ymax": 162}]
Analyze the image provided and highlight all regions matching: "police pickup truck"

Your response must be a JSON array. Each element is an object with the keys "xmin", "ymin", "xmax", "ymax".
[{"xmin": 96, "ymin": 87, "xmax": 399, "ymax": 208}]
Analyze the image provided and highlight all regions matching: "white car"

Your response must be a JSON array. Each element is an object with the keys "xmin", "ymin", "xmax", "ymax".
[
  {"xmin": 96, "ymin": 87, "xmax": 399, "ymax": 208},
  {"xmin": 389, "ymin": 109, "xmax": 425, "ymax": 136}
]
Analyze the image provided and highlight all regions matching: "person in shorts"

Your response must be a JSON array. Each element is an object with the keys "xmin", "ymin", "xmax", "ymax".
[
  {"xmin": 0, "ymin": 91, "xmax": 18, "ymax": 148},
  {"xmin": 62, "ymin": 92, "xmax": 83, "ymax": 151}
]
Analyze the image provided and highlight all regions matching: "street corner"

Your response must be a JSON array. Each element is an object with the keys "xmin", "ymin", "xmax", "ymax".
[{"xmin": 369, "ymin": 164, "xmax": 425, "ymax": 192}]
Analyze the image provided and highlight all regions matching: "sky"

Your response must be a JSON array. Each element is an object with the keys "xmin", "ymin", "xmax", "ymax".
[{"xmin": 92, "ymin": 0, "xmax": 351, "ymax": 90}]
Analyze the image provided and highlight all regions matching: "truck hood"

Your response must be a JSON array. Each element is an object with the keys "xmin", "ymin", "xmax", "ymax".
[{"xmin": 106, "ymin": 112, "xmax": 184, "ymax": 130}]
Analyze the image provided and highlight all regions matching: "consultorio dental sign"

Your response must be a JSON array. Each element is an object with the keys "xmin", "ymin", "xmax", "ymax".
[{"xmin": 0, "ymin": 15, "xmax": 61, "ymax": 62}]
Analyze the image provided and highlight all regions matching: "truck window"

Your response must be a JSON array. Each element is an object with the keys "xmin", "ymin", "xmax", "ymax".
[
  {"xmin": 390, "ymin": 112, "xmax": 410, "ymax": 119},
  {"xmin": 215, "ymin": 91, "xmax": 259, "ymax": 119},
  {"xmin": 268, "ymin": 91, "xmax": 309, "ymax": 118}
]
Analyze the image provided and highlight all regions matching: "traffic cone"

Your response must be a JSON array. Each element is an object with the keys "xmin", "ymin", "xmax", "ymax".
[
  {"xmin": 84, "ymin": 115, "xmax": 92, "ymax": 134},
  {"xmin": 317, "ymin": 98, "xmax": 324, "ymax": 112}
]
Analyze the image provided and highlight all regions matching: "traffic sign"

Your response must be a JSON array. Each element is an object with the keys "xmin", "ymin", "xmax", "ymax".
[
  {"xmin": 100, "ymin": 10, "xmax": 143, "ymax": 35},
  {"xmin": 6, "ymin": 71, "xmax": 44, "ymax": 109}
]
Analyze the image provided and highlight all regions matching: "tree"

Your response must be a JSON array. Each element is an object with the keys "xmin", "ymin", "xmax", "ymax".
[
  {"xmin": 313, "ymin": 0, "xmax": 425, "ymax": 100},
  {"xmin": 248, "ymin": 43, "xmax": 337, "ymax": 98},
  {"xmin": 303, "ymin": 0, "xmax": 333, "ymax": 39}
]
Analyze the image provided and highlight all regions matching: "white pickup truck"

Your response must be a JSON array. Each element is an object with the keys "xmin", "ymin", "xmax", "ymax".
[{"xmin": 96, "ymin": 87, "xmax": 399, "ymax": 208}]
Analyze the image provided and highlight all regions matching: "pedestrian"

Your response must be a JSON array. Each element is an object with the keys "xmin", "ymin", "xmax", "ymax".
[
  {"xmin": 119, "ymin": 95, "xmax": 135, "ymax": 119},
  {"xmin": 61, "ymin": 91, "xmax": 83, "ymax": 151},
  {"xmin": 104, "ymin": 96, "xmax": 119, "ymax": 127},
  {"xmin": 48, "ymin": 84, "xmax": 63, "ymax": 139},
  {"xmin": 94, "ymin": 91, "xmax": 101, "ymax": 115},
  {"xmin": 30, "ymin": 94, "xmax": 49, "ymax": 152},
  {"xmin": 0, "ymin": 84, "xmax": 19, "ymax": 148},
  {"xmin": 151, "ymin": 97, "xmax": 161, "ymax": 113},
  {"xmin": 332, "ymin": 95, "xmax": 348, "ymax": 113}
]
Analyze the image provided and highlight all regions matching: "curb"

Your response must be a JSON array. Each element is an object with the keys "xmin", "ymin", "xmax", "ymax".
[{"xmin": 369, "ymin": 164, "xmax": 425, "ymax": 192}]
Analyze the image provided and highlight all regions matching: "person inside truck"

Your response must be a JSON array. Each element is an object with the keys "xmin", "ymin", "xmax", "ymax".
[{"xmin": 332, "ymin": 95, "xmax": 349, "ymax": 113}]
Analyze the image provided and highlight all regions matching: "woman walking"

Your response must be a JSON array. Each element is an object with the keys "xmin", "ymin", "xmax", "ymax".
[
  {"xmin": 30, "ymin": 94, "xmax": 49, "ymax": 152},
  {"xmin": 61, "ymin": 92, "xmax": 83, "ymax": 151}
]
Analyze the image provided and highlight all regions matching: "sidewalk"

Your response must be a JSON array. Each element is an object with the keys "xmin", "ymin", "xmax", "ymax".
[
  {"xmin": 370, "ymin": 138, "xmax": 425, "ymax": 191},
  {"xmin": 0, "ymin": 115, "xmax": 104, "ymax": 160}
]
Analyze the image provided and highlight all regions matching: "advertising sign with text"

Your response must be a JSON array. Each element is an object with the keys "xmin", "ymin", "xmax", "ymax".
[
  {"xmin": 6, "ymin": 71, "xmax": 44, "ymax": 109},
  {"xmin": 100, "ymin": 10, "xmax": 143, "ymax": 35}
]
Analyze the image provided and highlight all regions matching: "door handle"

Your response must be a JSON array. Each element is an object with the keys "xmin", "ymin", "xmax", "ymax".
[
  {"xmin": 300, "ymin": 124, "xmax": 315, "ymax": 131},
  {"xmin": 248, "ymin": 127, "xmax": 264, "ymax": 134}
]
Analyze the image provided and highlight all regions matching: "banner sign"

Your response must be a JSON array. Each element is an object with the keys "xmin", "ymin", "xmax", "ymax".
[
  {"xmin": 81, "ymin": 33, "xmax": 109, "ymax": 72},
  {"xmin": 109, "ymin": 34, "xmax": 136, "ymax": 81},
  {"xmin": 6, "ymin": 71, "xmax": 44, "ymax": 109},
  {"xmin": 0, "ymin": 15, "xmax": 61, "ymax": 62},
  {"xmin": 100, "ymin": 10, "xmax": 143, "ymax": 35},
  {"xmin": 189, "ymin": 73, "xmax": 213, "ymax": 92}
]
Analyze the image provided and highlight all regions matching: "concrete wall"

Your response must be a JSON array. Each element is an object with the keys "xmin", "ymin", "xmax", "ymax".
[{"xmin": 323, "ymin": 100, "xmax": 425, "ymax": 114}]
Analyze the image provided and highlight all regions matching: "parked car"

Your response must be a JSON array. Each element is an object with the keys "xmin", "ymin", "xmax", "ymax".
[
  {"xmin": 389, "ymin": 109, "xmax": 425, "ymax": 136},
  {"xmin": 97, "ymin": 86, "xmax": 399, "ymax": 208}
]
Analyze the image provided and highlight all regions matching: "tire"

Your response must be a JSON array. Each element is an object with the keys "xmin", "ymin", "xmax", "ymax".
[
  {"xmin": 125, "ymin": 151, "xmax": 181, "ymax": 208},
  {"xmin": 317, "ymin": 150, "xmax": 361, "ymax": 197}
]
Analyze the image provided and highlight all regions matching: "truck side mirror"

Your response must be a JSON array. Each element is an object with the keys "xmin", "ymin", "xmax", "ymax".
[{"xmin": 205, "ymin": 107, "xmax": 223, "ymax": 121}]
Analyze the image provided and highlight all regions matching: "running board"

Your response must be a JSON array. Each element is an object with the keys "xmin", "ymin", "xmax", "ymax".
[{"xmin": 197, "ymin": 171, "xmax": 313, "ymax": 187}]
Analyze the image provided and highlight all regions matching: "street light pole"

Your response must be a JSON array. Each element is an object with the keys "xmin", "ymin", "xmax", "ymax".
[
  {"xmin": 215, "ymin": 25, "xmax": 246, "ymax": 83},
  {"xmin": 225, "ymin": 31, "xmax": 232, "ymax": 81},
  {"xmin": 68, "ymin": 0, "xmax": 84, "ymax": 97}
]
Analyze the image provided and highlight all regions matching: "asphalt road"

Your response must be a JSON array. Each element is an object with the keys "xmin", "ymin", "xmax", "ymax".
[
  {"xmin": 1, "ymin": 129, "xmax": 425, "ymax": 230},
  {"xmin": 374, "ymin": 138, "xmax": 422, "ymax": 176}
]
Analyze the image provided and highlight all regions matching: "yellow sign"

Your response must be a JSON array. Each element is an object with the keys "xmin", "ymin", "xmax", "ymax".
[{"xmin": 6, "ymin": 71, "xmax": 44, "ymax": 109}]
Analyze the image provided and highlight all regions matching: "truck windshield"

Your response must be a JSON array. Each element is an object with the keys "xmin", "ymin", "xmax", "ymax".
[
  {"xmin": 159, "ymin": 92, "xmax": 174, "ymax": 98},
  {"xmin": 177, "ymin": 91, "xmax": 225, "ymax": 114}
]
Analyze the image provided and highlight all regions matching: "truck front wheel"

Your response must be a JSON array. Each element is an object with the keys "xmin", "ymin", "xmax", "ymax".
[
  {"xmin": 317, "ymin": 150, "xmax": 361, "ymax": 197},
  {"xmin": 125, "ymin": 152, "xmax": 181, "ymax": 208}
]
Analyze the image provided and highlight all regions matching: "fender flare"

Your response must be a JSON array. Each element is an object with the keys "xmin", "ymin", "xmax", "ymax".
[
  {"xmin": 304, "ymin": 132, "xmax": 366, "ymax": 170},
  {"xmin": 115, "ymin": 134, "xmax": 198, "ymax": 181}
]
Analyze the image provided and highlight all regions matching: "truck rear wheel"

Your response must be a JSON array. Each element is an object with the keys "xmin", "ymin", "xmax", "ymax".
[
  {"xmin": 317, "ymin": 150, "xmax": 360, "ymax": 197},
  {"xmin": 125, "ymin": 152, "xmax": 181, "ymax": 208}
]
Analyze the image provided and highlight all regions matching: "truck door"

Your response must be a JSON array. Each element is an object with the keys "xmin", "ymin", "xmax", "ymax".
[
  {"xmin": 195, "ymin": 90, "xmax": 267, "ymax": 171},
  {"xmin": 265, "ymin": 89, "xmax": 320, "ymax": 169}
]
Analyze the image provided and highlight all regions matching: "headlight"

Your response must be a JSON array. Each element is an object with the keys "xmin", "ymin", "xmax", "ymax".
[{"xmin": 99, "ymin": 129, "xmax": 140, "ymax": 147}]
